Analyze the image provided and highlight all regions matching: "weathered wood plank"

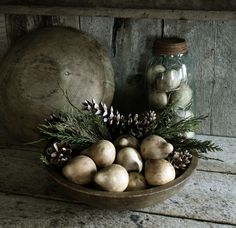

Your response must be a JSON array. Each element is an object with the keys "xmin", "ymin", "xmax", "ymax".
[
  {"xmin": 0, "ymin": 15, "xmax": 9, "ymax": 137},
  {"xmin": 1, "ymin": 0, "xmax": 236, "ymax": 11},
  {"xmin": 5, "ymin": 15, "xmax": 42, "ymax": 44},
  {"xmin": 196, "ymin": 135, "xmax": 236, "ymax": 174},
  {"xmin": 211, "ymin": 21, "xmax": 236, "ymax": 136},
  {"xmin": 0, "ymin": 15, "xmax": 8, "ymax": 58},
  {"xmin": 42, "ymin": 15, "xmax": 80, "ymax": 29},
  {"xmin": 80, "ymin": 16, "xmax": 114, "ymax": 58},
  {"xmin": 1, "ymin": 6, "xmax": 236, "ymax": 20},
  {"xmin": 0, "ymin": 193, "xmax": 232, "ymax": 228},
  {"xmin": 163, "ymin": 20, "xmax": 215, "ymax": 135},
  {"xmin": 112, "ymin": 18, "xmax": 162, "ymax": 113},
  {"xmin": 0, "ymin": 137, "xmax": 235, "ymax": 224},
  {"xmin": 5, "ymin": 15, "xmax": 80, "ymax": 44},
  {"xmin": 163, "ymin": 20, "xmax": 236, "ymax": 137},
  {"xmin": 142, "ymin": 171, "xmax": 236, "ymax": 225}
]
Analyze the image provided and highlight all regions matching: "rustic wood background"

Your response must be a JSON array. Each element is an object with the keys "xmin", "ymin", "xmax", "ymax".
[{"xmin": 0, "ymin": 14, "xmax": 235, "ymax": 138}]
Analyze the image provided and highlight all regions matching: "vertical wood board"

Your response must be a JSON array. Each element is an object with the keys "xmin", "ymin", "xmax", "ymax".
[
  {"xmin": 211, "ymin": 21, "xmax": 236, "ymax": 136},
  {"xmin": 163, "ymin": 20, "xmax": 236, "ymax": 136},
  {"xmin": 79, "ymin": 16, "xmax": 114, "ymax": 59},
  {"xmin": 112, "ymin": 18, "xmax": 162, "ymax": 113},
  {"xmin": 0, "ymin": 15, "xmax": 8, "ymax": 58},
  {"xmin": 5, "ymin": 15, "xmax": 80, "ymax": 44}
]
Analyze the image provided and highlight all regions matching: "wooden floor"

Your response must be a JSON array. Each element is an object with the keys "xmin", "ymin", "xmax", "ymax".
[{"xmin": 0, "ymin": 135, "xmax": 235, "ymax": 227}]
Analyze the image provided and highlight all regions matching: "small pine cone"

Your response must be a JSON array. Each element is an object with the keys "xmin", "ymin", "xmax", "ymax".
[
  {"xmin": 83, "ymin": 99, "xmax": 127, "ymax": 138},
  {"xmin": 44, "ymin": 141, "xmax": 72, "ymax": 167},
  {"xmin": 168, "ymin": 151, "xmax": 192, "ymax": 170},
  {"xmin": 45, "ymin": 113, "xmax": 64, "ymax": 124},
  {"xmin": 127, "ymin": 110, "xmax": 157, "ymax": 138}
]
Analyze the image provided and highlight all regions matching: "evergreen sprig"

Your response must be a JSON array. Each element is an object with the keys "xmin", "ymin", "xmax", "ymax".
[
  {"xmin": 154, "ymin": 116, "xmax": 206, "ymax": 139},
  {"xmin": 38, "ymin": 108, "xmax": 111, "ymax": 150},
  {"xmin": 168, "ymin": 137, "xmax": 223, "ymax": 161}
]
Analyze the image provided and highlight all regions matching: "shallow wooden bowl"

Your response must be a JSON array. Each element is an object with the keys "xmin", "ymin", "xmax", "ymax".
[{"xmin": 47, "ymin": 156, "xmax": 198, "ymax": 209}]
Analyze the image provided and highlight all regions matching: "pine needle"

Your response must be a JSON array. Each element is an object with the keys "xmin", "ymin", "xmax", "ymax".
[
  {"xmin": 155, "ymin": 116, "xmax": 207, "ymax": 139},
  {"xmin": 38, "ymin": 108, "xmax": 111, "ymax": 150},
  {"xmin": 168, "ymin": 137, "xmax": 223, "ymax": 160}
]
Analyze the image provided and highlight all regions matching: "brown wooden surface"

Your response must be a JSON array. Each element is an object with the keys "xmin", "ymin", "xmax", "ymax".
[{"xmin": 0, "ymin": 26, "xmax": 115, "ymax": 141}]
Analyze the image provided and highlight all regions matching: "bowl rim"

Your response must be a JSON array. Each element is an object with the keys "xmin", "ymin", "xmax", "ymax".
[{"xmin": 47, "ymin": 156, "xmax": 198, "ymax": 198}]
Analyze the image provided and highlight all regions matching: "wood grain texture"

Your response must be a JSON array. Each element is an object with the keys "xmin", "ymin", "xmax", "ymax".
[
  {"xmin": 163, "ymin": 20, "xmax": 236, "ymax": 137},
  {"xmin": 0, "ymin": 15, "xmax": 8, "ymax": 59},
  {"xmin": 1, "ymin": 6, "xmax": 236, "ymax": 20},
  {"xmin": 211, "ymin": 21, "xmax": 236, "ymax": 136},
  {"xmin": 1, "ymin": 193, "xmax": 232, "ymax": 228},
  {"xmin": 0, "ymin": 135, "xmax": 235, "ymax": 224},
  {"xmin": 112, "ymin": 18, "xmax": 162, "ymax": 113},
  {"xmin": 1, "ymin": 0, "xmax": 236, "ymax": 10},
  {"xmin": 0, "ymin": 15, "xmax": 8, "ymax": 137},
  {"xmin": 5, "ymin": 15, "xmax": 80, "ymax": 44},
  {"xmin": 196, "ymin": 135, "xmax": 236, "ymax": 174},
  {"xmin": 163, "ymin": 20, "xmax": 215, "ymax": 135},
  {"xmin": 80, "ymin": 16, "xmax": 114, "ymax": 58}
]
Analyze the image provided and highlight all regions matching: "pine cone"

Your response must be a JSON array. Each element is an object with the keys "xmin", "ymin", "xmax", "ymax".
[
  {"xmin": 83, "ymin": 100, "xmax": 158, "ymax": 139},
  {"xmin": 45, "ymin": 113, "xmax": 65, "ymax": 125},
  {"xmin": 128, "ymin": 111, "xmax": 157, "ymax": 138},
  {"xmin": 44, "ymin": 141, "xmax": 72, "ymax": 167},
  {"xmin": 168, "ymin": 151, "xmax": 192, "ymax": 170},
  {"xmin": 83, "ymin": 99, "xmax": 127, "ymax": 138}
]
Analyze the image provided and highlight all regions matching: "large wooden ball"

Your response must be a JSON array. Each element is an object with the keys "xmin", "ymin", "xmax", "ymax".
[{"xmin": 0, "ymin": 27, "xmax": 115, "ymax": 141}]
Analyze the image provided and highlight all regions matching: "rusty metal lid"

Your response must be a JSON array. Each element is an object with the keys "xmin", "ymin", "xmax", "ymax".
[{"xmin": 154, "ymin": 38, "xmax": 187, "ymax": 55}]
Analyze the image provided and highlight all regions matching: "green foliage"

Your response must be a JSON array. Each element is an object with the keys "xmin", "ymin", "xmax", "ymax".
[
  {"xmin": 168, "ymin": 137, "xmax": 223, "ymax": 160},
  {"xmin": 38, "ymin": 94, "xmax": 222, "ymax": 162},
  {"xmin": 38, "ymin": 108, "xmax": 111, "ymax": 151},
  {"xmin": 154, "ymin": 116, "xmax": 206, "ymax": 139}
]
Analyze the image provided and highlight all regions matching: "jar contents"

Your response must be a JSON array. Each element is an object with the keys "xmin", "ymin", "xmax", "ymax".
[{"xmin": 146, "ymin": 38, "xmax": 194, "ymax": 138}]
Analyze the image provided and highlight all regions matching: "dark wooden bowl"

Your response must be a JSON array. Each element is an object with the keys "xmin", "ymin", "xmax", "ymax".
[{"xmin": 47, "ymin": 156, "xmax": 198, "ymax": 209}]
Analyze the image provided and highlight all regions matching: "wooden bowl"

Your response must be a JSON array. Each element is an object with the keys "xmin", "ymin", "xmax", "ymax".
[{"xmin": 47, "ymin": 157, "xmax": 198, "ymax": 209}]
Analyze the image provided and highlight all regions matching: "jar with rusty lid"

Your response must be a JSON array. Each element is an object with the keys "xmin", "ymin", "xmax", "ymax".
[{"xmin": 146, "ymin": 38, "xmax": 194, "ymax": 138}]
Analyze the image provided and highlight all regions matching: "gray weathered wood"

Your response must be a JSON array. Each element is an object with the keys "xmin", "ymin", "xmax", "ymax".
[
  {"xmin": 163, "ymin": 20, "xmax": 236, "ymax": 137},
  {"xmin": 196, "ymin": 135, "xmax": 236, "ymax": 174},
  {"xmin": 112, "ymin": 18, "xmax": 162, "ymax": 113},
  {"xmin": 0, "ymin": 15, "xmax": 8, "ymax": 58},
  {"xmin": 80, "ymin": 16, "xmax": 114, "ymax": 59},
  {"xmin": 1, "ymin": 0, "xmax": 236, "ymax": 11},
  {"xmin": 1, "ymin": 0, "xmax": 236, "ymax": 21},
  {"xmin": 1, "ymin": 193, "xmax": 232, "ymax": 228},
  {"xmin": 1, "ymin": 6, "xmax": 236, "ymax": 21},
  {"xmin": 0, "ymin": 135, "xmax": 235, "ymax": 224},
  {"xmin": 143, "ymin": 171, "xmax": 236, "ymax": 225},
  {"xmin": 211, "ymin": 21, "xmax": 236, "ymax": 136},
  {"xmin": 0, "ymin": 15, "xmax": 8, "ymax": 137},
  {"xmin": 163, "ymin": 20, "xmax": 215, "ymax": 135},
  {"xmin": 5, "ymin": 15, "xmax": 80, "ymax": 44}
]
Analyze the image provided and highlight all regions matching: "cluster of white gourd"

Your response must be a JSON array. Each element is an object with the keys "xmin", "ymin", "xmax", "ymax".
[
  {"xmin": 147, "ymin": 63, "xmax": 194, "ymax": 139},
  {"xmin": 62, "ymin": 134, "xmax": 176, "ymax": 192}
]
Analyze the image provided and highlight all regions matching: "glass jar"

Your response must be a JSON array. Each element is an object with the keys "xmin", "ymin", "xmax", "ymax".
[{"xmin": 146, "ymin": 38, "xmax": 194, "ymax": 138}]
